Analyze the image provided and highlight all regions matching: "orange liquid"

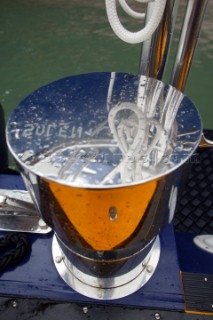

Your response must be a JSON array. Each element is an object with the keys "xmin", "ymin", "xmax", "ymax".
[{"xmin": 47, "ymin": 180, "xmax": 157, "ymax": 251}]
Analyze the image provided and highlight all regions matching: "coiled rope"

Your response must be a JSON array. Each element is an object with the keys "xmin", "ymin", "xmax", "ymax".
[
  {"xmin": 0, "ymin": 233, "xmax": 31, "ymax": 272},
  {"xmin": 105, "ymin": 0, "xmax": 167, "ymax": 44}
]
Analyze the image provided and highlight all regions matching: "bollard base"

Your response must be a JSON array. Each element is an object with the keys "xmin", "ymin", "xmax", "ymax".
[{"xmin": 52, "ymin": 235, "xmax": 161, "ymax": 300}]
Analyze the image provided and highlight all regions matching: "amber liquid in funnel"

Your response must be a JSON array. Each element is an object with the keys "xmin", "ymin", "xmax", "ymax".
[{"xmin": 40, "ymin": 179, "xmax": 157, "ymax": 251}]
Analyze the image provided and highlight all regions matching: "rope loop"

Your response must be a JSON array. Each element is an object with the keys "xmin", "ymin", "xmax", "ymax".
[{"xmin": 105, "ymin": 0, "xmax": 167, "ymax": 44}]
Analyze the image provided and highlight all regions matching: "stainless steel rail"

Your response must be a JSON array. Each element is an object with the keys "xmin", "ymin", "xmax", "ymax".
[
  {"xmin": 170, "ymin": 0, "xmax": 212, "ymax": 147},
  {"xmin": 171, "ymin": 0, "xmax": 209, "ymax": 91},
  {"xmin": 139, "ymin": 0, "xmax": 179, "ymax": 79}
]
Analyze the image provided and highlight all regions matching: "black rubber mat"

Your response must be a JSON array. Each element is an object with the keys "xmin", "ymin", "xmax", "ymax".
[
  {"xmin": 181, "ymin": 272, "xmax": 213, "ymax": 313},
  {"xmin": 174, "ymin": 135, "xmax": 213, "ymax": 234}
]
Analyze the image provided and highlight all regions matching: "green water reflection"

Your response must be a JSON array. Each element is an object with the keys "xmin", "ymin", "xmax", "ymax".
[{"xmin": 0, "ymin": 0, "xmax": 212, "ymax": 130}]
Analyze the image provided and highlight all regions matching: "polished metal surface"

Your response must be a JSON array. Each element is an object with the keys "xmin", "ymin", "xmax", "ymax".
[
  {"xmin": 6, "ymin": 73, "xmax": 202, "ymax": 252},
  {"xmin": 52, "ymin": 235, "xmax": 161, "ymax": 300},
  {"xmin": 170, "ymin": 0, "xmax": 212, "ymax": 146},
  {"xmin": 171, "ymin": 0, "xmax": 209, "ymax": 91},
  {"xmin": 7, "ymin": 73, "xmax": 201, "ymax": 188},
  {"xmin": 139, "ymin": 0, "xmax": 179, "ymax": 78},
  {"xmin": 6, "ymin": 72, "xmax": 202, "ymax": 298},
  {"xmin": 0, "ymin": 189, "xmax": 51, "ymax": 233},
  {"xmin": 6, "ymin": 72, "xmax": 202, "ymax": 254}
]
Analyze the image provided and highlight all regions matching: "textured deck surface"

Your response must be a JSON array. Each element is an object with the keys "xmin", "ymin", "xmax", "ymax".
[{"xmin": 174, "ymin": 137, "xmax": 213, "ymax": 235}]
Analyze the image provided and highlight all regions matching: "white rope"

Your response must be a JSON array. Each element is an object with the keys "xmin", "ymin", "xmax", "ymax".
[
  {"xmin": 118, "ymin": 0, "xmax": 145, "ymax": 19},
  {"xmin": 105, "ymin": 0, "xmax": 167, "ymax": 44},
  {"xmin": 104, "ymin": 101, "xmax": 169, "ymax": 183}
]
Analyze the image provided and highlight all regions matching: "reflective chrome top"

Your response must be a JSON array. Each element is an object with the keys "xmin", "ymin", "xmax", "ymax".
[{"xmin": 7, "ymin": 72, "xmax": 202, "ymax": 188}]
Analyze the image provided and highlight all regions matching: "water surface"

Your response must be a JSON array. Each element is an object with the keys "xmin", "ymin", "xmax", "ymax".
[{"xmin": 0, "ymin": 0, "xmax": 212, "ymax": 130}]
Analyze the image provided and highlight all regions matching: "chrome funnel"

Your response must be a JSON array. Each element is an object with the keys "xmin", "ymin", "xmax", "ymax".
[{"xmin": 6, "ymin": 72, "xmax": 202, "ymax": 299}]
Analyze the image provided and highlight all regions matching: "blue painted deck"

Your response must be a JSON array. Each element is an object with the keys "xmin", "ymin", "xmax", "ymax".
[{"xmin": 0, "ymin": 174, "xmax": 184, "ymax": 311}]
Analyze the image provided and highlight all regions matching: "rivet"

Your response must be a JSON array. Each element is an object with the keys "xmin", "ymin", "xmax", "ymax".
[
  {"xmin": 97, "ymin": 251, "xmax": 104, "ymax": 258},
  {"xmin": 155, "ymin": 312, "xmax": 161, "ymax": 320},
  {"xmin": 11, "ymin": 300, "xmax": 18, "ymax": 308},
  {"xmin": 83, "ymin": 306, "xmax": 88, "ymax": 314},
  {"xmin": 55, "ymin": 256, "xmax": 63, "ymax": 263},
  {"xmin": 146, "ymin": 265, "xmax": 153, "ymax": 273},
  {"xmin": 38, "ymin": 219, "xmax": 48, "ymax": 230},
  {"xmin": 109, "ymin": 206, "xmax": 118, "ymax": 221}
]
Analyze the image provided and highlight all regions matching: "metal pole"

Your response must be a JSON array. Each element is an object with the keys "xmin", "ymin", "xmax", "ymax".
[
  {"xmin": 139, "ymin": 0, "xmax": 179, "ymax": 79},
  {"xmin": 170, "ymin": 0, "xmax": 212, "ymax": 147},
  {"xmin": 170, "ymin": 0, "xmax": 209, "ymax": 91}
]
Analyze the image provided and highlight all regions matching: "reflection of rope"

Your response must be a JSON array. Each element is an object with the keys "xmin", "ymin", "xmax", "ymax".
[
  {"xmin": 104, "ymin": 74, "xmax": 185, "ymax": 183},
  {"xmin": 107, "ymin": 72, "xmax": 116, "ymax": 112},
  {"xmin": 109, "ymin": 103, "xmax": 146, "ymax": 156},
  {"xmin": 104, "ymin": 102, "xmax": 166, "ymax": 183}
]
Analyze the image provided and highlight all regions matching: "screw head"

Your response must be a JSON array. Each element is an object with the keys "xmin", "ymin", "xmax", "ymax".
[
  {"xmin": 155, "ymin": 313, "xmax": 161, "ymax": 320},
  {"xmin": 83, "ymin": 306, "xmax": 88, "ymax": 314},
  {"xmin": 97, "ymin": 251, "xmax": 104, "ymax": 258},
  {"xmin": 109, "ymin": 206, "xmax": 118, "ymax": 221},
  {"xmin": 11, "ymin": 300, "xmax": 18, "ymax": 308},
  {"xmin": 55, "ymin": 256, "xmax": 63, "ymax": 263},
  {"xmin": 146, "ymin": 265, "xmax": 153, "ymax": 273},
  {"xmin": 38, "ymin": 218, "xmax": 48, "ymax": 230}
]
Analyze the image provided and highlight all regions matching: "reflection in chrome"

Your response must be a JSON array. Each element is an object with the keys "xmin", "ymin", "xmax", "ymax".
[
  {"xmin": 30, "ymin": 75, "xmax": 185, "ymax": 186},
  {"xmin": 106, "ymin": 102, "xmax": 166, "ymax": 182},
  {"xmin": 6, "ymin": 72, "xmax": 202, "ymax": 300},
  {"xmin": 7, "ymin": 73, "xmax": 202, "ymax": 189},
  {"xmin": 104, "ymin": 74, "xmax": 184, "ymax": 183}
]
